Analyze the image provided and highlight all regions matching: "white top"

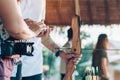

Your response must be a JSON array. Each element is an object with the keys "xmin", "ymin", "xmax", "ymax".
[
  {"xmin": 11, "ymin": 0, "xmax": 46, "ymax": 77},
  {"xmin": 60, "ymin": 41, "xmax": 71, "ymax": 73},
  {"xmin": 20, "ymin": 0, "xmax": 45, "ymax": 22}
]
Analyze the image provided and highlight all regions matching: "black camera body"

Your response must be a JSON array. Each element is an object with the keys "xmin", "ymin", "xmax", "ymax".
[{"xmin": 1, "ymin": 41, "xmax": 34, "ymax": 57}]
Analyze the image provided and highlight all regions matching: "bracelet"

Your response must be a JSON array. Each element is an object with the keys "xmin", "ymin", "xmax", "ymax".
[{"xmin": 55, "ymin": 50, "xmax": 63, "ymax": 57}]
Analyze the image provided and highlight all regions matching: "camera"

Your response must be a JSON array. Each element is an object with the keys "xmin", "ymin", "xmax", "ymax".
[{"xmin": 1, "ymin": 40, "xmax": 34, "ymax": 57}]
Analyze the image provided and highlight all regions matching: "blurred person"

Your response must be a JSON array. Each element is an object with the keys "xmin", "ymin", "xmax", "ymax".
[
  {"xmin": 92, "ymin": 34, "xmax": 109, "ymax": 80},
  {"xmin": 60, "ymin": 28, "xmax": 81, "ymax": 80},
  {"xmin": 60, "ymin": 28, "xmax": 72, "ymax": 80},
  {"xmin": 0, "ymin": 0, "xmax": 49, "ymax": 80},
  {"xmin": 10, "ymin": 0, "xmax": 81, "ymax": 80}
]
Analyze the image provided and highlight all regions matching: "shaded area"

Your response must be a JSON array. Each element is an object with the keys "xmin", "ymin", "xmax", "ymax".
[{"xmin": 45, "ymin": 0, "xmax": 120, "ymax": 25}]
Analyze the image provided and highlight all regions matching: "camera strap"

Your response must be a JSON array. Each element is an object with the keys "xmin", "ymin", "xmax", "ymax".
[
  {"xmin": 13, "ymin": 58, "xmax": 22, "ymax": 80},
  {"xmin": 0, "ymin": 37, "xmax": 4, "ymax": 56},
  {"xmin": 16, "ymin": 63, "xmax": 22, "ymax": 80}
]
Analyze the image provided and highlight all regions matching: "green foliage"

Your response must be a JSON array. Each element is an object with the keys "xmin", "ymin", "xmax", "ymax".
[
  {"xmin": 42, "ymin": 47, "xmax": 57, "ymax": 77},
  {"xmin": 80, "ymin": 31, "xmax": 90, "ymax": 39},
  {"xmin": 80, "ymin": 43, "xmax": 94, "ymax": 63},
  {"xmin": 75, "ymin": 43, "xmax": 94, "ymax": 80},
  {"xmin": 75, "ymin": 30, "xmax": 94, "ymax": 80},
  {"xmin": 42, "ymin": 28, "xmax": 94, "ymax": 80}
]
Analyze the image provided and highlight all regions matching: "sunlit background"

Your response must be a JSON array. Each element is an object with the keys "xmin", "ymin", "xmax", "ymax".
[{"xmin": 42, "ymin": 25, "xmax": 120, "ymax": 80}]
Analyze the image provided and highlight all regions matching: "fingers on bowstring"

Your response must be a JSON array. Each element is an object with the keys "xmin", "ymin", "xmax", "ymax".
[
  {"xmin": 70, "ymin": 53, "xmax": 82, "ymax": 58},
  {"xmin": 38, "ymin": 20, "xmax": 45, "ymax": 25},
  {"xmin": 66, "ymin": 54, "xmax": 72, "ymax": 59},
  {"xmin": 72, "ymin": 58, "xmax": 80, "ymax": 65},
  {"xmin": 72, "ymin": 54, "xmax": 82, "ymax": 64}
]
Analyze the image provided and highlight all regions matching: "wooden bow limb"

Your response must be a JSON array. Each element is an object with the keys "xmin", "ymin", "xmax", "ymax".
[
  {"xmin": 63, "ymin": 15, "xmax": 81, "ymax": 80},
  {"xmin": 63, "ymin": 0, "xmax": 81, "ymax": 79}
]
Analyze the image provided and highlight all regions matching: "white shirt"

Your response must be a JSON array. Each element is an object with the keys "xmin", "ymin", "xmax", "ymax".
[
  {"xmin": 12, "ymin": 0, "xmax": 46, "ymax": 77},
  {"xmin": 20, "ymin": 0, "xmax": 45, "ymax": 22},
  {"xmin": 60, "ymin": 41, "xmax": 71, "ymax": 73}
]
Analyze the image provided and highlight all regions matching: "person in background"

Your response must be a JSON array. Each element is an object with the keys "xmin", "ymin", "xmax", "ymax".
[
  {"xmin": 0, "ymin": 0, "xmax": 49, "ymax": 80},
  {"xmin": 92, "ymin": 34, "xmax": 109, "ymax": 80},
  {"xmin": 60, "ymin": 28, "xmax": 72, "ymax": 80},
  {"xmin": 11, "ymin": 0, "xmax": 81, "ymax": 80}
]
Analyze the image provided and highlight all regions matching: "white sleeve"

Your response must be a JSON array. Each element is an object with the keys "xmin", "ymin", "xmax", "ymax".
[{"xmin": 20, "ymin": 0, "xmax": 46, "ymax": 22}]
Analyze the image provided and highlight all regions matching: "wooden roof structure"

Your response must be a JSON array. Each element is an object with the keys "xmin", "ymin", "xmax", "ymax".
[{"xmin": 45, "ymin": 0, "xmax": 120, "ymax": 25}]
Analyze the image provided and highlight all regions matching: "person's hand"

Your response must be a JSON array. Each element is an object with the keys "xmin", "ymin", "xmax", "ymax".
[
  {"xmin": 72, "ymin": 54, "xmax": 82, "ymax": 65},
  {"xmin": 37, "ymin": 20, "xmax": 52, "ymax": 37},
  {"xmin": 24, "ymin": 18, "xmax": 42, "ymax": 33},
  {"xmin": 59, "ymin": 51, "xmax": 82, "ymax": 65},
  {"xmin": 24, "ymin": 18, "xmax": 51, "ymax": 37},
  {"xmin": 37, "ymin": 25, "xmax": 52, "ymax": 37},
  {"xmin": 17, "ymin": 0, "xmax": 22, "ymax": 2}
]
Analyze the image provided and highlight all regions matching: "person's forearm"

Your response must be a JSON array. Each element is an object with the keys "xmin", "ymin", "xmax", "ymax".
[
  {"xmin": 42, "ymin": 36, "xmax": 60, "ymax": 54},
  {"xmin": 0, "ymin": 0, "xmax": 37, "ymax": 40},
  {"xmin": 7, "ymin": 28, "xmax": 36, "ymax": 40},
  {"xmin": 102, "ymin": 67, "xmax": 109, "ymax": 79},
  {"xmin": 42, "ymin": 36, "xmax": 81, "ymax": 64},
  {"xmin": 101, "ymin": 58, "xmax": 109, "ymax": 79},
  {"xmin": 24, "ymin": 19, "xmax": 44, "ymax": 36},
  {"xmin": 6, "ymin": 19, "xmax": 36, "ymax": 40}
]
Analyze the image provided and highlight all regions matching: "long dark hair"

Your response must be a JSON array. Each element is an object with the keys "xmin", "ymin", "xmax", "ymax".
[
  {"xmin": 67, "ymin": 28, "xmax": 73, "ymax": 41},
  {"xmin": 93, "ymin": 34, "xmax": 108, "ymax": 54}
]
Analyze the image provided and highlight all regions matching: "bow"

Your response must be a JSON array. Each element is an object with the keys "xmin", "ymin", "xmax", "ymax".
[
  {"xmin": 63, "ymin": 0, "xmax": 82, "ymax": 79},
  {"xmin": 63, "ymin": 15, "xmax": 81, "ymax": 80}
]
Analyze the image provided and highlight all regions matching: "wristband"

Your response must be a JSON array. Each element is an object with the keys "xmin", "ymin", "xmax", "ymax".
[{"xmin": 55, "ymin": 50, "xmax": 63, "ymax": 57}]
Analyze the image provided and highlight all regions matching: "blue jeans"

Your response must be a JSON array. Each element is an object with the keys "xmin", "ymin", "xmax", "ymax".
[{"xmin": 11, "ymin": 74, "xmax": 42, "ymax": 80}]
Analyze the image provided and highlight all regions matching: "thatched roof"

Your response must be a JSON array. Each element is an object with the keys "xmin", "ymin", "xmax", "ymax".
[{"xmin": 45, "ymin": 0, "xmax": 120, "ymax": 25}]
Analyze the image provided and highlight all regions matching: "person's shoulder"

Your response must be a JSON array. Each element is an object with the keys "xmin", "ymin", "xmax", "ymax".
[{"xmin": 100, "ymin": 49, "xmax": 107, "ymax": 57}]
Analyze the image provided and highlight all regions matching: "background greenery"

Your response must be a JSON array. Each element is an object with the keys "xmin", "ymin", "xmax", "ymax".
[{"xmin": 42, "ymin": 28, "xmax": 94, "ymax": 80}]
